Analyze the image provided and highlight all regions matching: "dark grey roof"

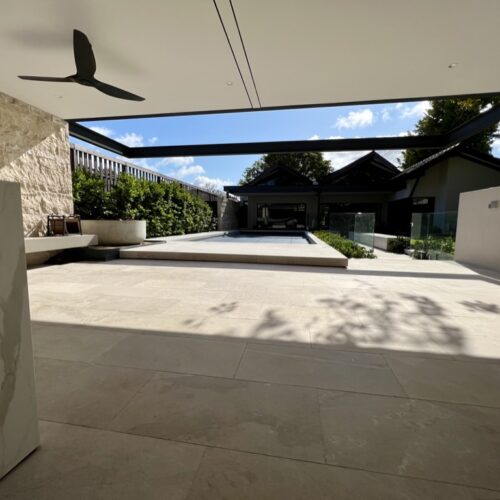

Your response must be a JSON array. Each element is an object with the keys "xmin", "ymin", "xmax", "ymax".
[
  {"xmin": 323, "ymin": 151, "xmax": 400, "ymax": 184},
  {"xmin": 393, "ymin": 145, "xmax": 500, "ymax": 179},
  {"xmin": 224, "ymin": 147, "xmax": 500, "ymax": 194},
  {"xmin": 245, "ymin": 163, "xmax": 313, "ymax": 186}
]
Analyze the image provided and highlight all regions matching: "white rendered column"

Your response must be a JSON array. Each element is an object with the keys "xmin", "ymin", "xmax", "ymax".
[{"xmin": 0, "ymin": 181, "xmax": 39, "ymax": 478}]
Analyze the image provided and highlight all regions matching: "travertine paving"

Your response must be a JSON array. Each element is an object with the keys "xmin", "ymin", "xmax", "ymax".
[{"xmin": 1, "ymin": 255, "xmax": 500, "ymax": 499}]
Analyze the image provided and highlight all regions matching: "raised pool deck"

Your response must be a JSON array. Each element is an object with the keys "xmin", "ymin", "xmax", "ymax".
[{"xmin": 120, "ymin": 231, "xmax": 348, "ymax": 267}]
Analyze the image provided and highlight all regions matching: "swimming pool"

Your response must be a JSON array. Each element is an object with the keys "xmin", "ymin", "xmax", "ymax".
[
  {"xmin": 202, "ymin": 231, "xmax": 312, "ymax": 244},
  {"xmin": 123, "ymin": 230, "xmax": 347, "ymax": 267}
]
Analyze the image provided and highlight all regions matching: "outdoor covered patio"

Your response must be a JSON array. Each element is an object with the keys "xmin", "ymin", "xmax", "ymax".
[{"xmin": 1, "ymin": 1, "xmax": 500, "ymax": 498}]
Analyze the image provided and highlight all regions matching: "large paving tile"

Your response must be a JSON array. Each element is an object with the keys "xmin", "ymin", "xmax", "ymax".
[
  {"xmin": 312, "ymin": 315, "xmax": 466, "ymax": 357},
  {"xmin": 386, "ymin": 355, "xmax": 500, "ymax": 407},
  {"xmin": 186, "ymin": 447, "xmax": 498, "ymax": 500},
  {"xmin": 31, "ymin": 322, "xmax": 130, "ymax": 362},
  {"xmin": 447, "ymin": 315, "xmax": 500, "ymax": 337},
  {"xmin": 457, "ymin": 331, "xmax": 500, "ymax": 361},
  {"xmin": 94, "ymin": 332, "xmax": 246, "ymax": 377},
  {"xmin": 109, "ymin": 372, "xmax": 325, "ymax": 462},
  {"xmin": 35, "ymin": 358, "xmax": 153, "ymax": 428},
  {"xmin": 236, "ymin": 343, "xmax": 406, "ymax": 396},
  {"xmin": 0, "ymin": 421, "xmax": 204, "ymax": 500},
  {"xmin": 201, "ymin": 314, "xmax": 311, "ymax": 344},
  {"xmin": 94, "ymin": 310, "xmax": 212, "ymax": 334},
  {"xmin": 318, "ymin": 390, "xmax": 500, "ymax": 490},
  {"xmin": 28, "ymin": 281, "xmax": 98, "ymax": 294},
  {"xmin": 30, "ymin": 301, "xmax": 111, "ymax": 325}
]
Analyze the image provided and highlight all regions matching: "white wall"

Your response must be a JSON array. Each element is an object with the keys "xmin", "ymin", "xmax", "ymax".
[
  {"xmin": 455, "ymin": 186, "xmax": 500, "ymax": 271},
  {"xmin": 0, "ymin": 181, "xmax": 39, "ymax": 478}
]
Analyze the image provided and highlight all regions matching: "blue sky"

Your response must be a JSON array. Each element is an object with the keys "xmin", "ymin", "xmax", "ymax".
[{"xmin": 73, "ymin": 100, "xmax": 500, "ymax": 191}]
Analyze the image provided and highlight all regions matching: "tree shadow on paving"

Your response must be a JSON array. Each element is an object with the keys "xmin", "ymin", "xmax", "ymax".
[
  {"xmin": 314, "ymin": 292, "xmax": 465, "ymax": 356},
  {"xmin": 460, "ymin": 300, "xmax": 500, "ymax": 314}
]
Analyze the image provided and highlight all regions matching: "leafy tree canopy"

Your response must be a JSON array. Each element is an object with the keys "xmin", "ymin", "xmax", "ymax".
[
  {"xmin": 239, "ymin": 152, "xmax": 332, "ymax": 185},
  {"xmin": 401, "ymin": 98, "xmax": 499, "ymax": 169}
]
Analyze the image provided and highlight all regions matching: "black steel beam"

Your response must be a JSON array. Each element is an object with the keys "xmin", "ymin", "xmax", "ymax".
[
  {"xmin": 68, "ymin": 105, "xmax": 500, "ymax": 159},
  {"xmin": 68, "ymin": 122, "xmax": 128, "ymax": 156},
  {"xmin": 67, "ymin": 90, "xmax": 500, "ymax": 122},
  {"xmin": 447, "ymin": 104, "xmax": 500, "ymax": 144},
  {"xmin": 223, "ymin": 185, "xmax": 393, "ymax": 194},
  {"xmin": 126, "ymin": 136, "xmax": 446, "ymax": 158}
]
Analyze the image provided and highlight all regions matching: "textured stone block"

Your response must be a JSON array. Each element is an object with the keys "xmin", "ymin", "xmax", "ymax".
[{"xmin": 0, "ymin": 92, "xmax": 73, "ymax": 236}]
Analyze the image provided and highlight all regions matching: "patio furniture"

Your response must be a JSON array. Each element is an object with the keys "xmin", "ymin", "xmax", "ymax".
[{"xmin": 47, "ymin": 215, "xmax": 81, "ymax": 236}]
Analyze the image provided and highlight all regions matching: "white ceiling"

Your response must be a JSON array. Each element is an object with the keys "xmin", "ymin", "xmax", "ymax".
[{"xmin": 0, "ymin": 0, "xmax": 499, "ymax": 120}]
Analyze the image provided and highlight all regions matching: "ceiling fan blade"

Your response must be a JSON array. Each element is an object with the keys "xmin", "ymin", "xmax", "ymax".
[
  {"xmin": 18, "ymin": 75, "xmax": 72, "ymax": 82},
  {"xmin": 73, "ymin": 29, "xmax": 96, "ymax": 77},
  {"xmin": 93, "ymin": 79, "xmax": 145, "ymax": 101}
]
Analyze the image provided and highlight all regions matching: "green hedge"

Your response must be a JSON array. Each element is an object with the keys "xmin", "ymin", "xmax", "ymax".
[
  {"xmin": 313, "ymin": 231, "xmax": 376, "ymax": 259},
  {"xmin": 387, "ymin": 236, "xmax": 410, "ymax": 254},
  {"xmin": 72, "ymin": 168, "xmax": 214, "ymax": 237}
]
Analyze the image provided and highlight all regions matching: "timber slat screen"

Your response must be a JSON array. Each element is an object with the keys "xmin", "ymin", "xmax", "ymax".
[{"xmin": 70, "ymin": 143, "xmax": 220, "ymax": 202}]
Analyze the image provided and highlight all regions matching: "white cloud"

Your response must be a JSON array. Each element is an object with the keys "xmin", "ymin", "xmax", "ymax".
[
  {"xmin": 194, "ymin": 175, "xmax": 233, "ymax": 193},
  {"xmin": 130, "ymin": 158, "xmax": 152, "ymax": 169},
  {"xmin": 90, "ymin": 126, "xmax": 113, "ymax": 137},
  {"xmin": 309, "ymin": 134, "xmax": 403, "ymax": 169},
  {"xmin": 381, "ymin": 108, "xmax": 391, "ymax": 121},
  {"xmin": 308, "ymin": 134, "xmax": 320, "ymax": 140},
  {"xmin": 398, "ymin": 101, "xmax": 431, "ymax": 119},
  {"xmin": 115, "ymin": 132, "xmax": 144, "ymax": 147},
  {"xmin": 134, "ymin": 155, "xmax": 206, "ymax": 180},
  {"xmin": 335, "ymin": 109, "xmax": 374, "ymax": 130},
  {"xmin": 148, "ymin": 136, "xmax": 158, "ymax": 144},
  {"xmin": 169, "ymin": 164, "xmax": 205, "ymax": 179},
  {"xmin": 324, "ymin": 151, "xmax": 368, "ymax": 169},
  {"xmin": 156, "ymin": 156, "xmax": 195, "ymax": 168},
  {"xmin": 379, "ymin": 150, "xmax": 404, "ymax": 166},
  {"xmin": 323, "ymin": 149, "xmax": 403, "ymax": 169}
]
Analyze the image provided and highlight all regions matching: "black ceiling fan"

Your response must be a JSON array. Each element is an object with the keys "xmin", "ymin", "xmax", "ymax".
[{"xmin": 19, "ymin": 29, "xmax": 145, "ymax": 102}]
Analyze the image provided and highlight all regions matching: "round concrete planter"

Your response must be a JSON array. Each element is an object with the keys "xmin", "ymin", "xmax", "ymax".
[{"xmin": 81, "ymin": 220, "xmax": 146, "ymax": 246}]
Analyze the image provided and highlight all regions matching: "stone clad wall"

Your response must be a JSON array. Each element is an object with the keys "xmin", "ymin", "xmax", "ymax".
[
  {"xmin": 218, "ymin": 197, "xmax": 239, "ymax": 230},
  {"xmin": 0, "ymin": 92, "xmax": 73, "ymax": 236}
]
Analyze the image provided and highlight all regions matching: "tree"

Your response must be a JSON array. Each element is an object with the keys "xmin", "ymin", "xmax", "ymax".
[
  {"xmin": 239, "ymin": 152, "xmax": 332, "ymax": 185},
  {"xmin": 401, "ymin": 98, "xmax": 499, "ymax": 168}
]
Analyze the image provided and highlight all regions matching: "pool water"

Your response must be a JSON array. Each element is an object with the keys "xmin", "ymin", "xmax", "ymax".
[{"xmin": 205, "ymin": 232, "xmax": 311, "ymax": 244}]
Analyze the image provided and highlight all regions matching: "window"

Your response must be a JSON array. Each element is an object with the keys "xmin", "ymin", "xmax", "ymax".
[{"xmin": 256, "ymin": 203, "xmax": 306, "ymax": 229}]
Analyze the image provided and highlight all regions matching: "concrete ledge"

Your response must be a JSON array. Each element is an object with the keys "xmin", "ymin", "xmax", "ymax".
[
  {"xmin": 122, "ymin": 232, "xmax": 348, "ymax": 268},
  {"xmin": 25, "ymin": 234, "xmax": 98, "ymax": 254},
  {"xmin": 120, "ymin": 248, "xmax": 347, "ymax": 267},
  {"xmin": 357, "ymin": 233, "xmax": 399, "ymax": 251}
]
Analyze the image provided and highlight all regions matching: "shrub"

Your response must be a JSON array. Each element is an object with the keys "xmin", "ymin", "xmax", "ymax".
[
  {"xmin": 72, "ymin": 168, "xmax": 109, "ymax": 219},
  {"xmin": 313, "ymin": 231, "xmax": 376, "ymax": 259},
  {"xmin": 411, "ymin": 236, "xmax": 455, "ymax": 259},
  {"xmin": 387, "ymin": 236, "xmax": 410, "ymax": 254},
  {"xmin": 72, "ymin": 168, "xmax": 214, "ymax": 237}
]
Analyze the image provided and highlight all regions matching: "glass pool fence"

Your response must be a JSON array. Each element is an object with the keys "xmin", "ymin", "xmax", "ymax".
[
  {"xmin": 410, "ymin": 211, "xmax": 458, "ymax": 260},
  {"xmin": 328, "ymin": 213, "xmax": 376, "ymax": 249}
]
